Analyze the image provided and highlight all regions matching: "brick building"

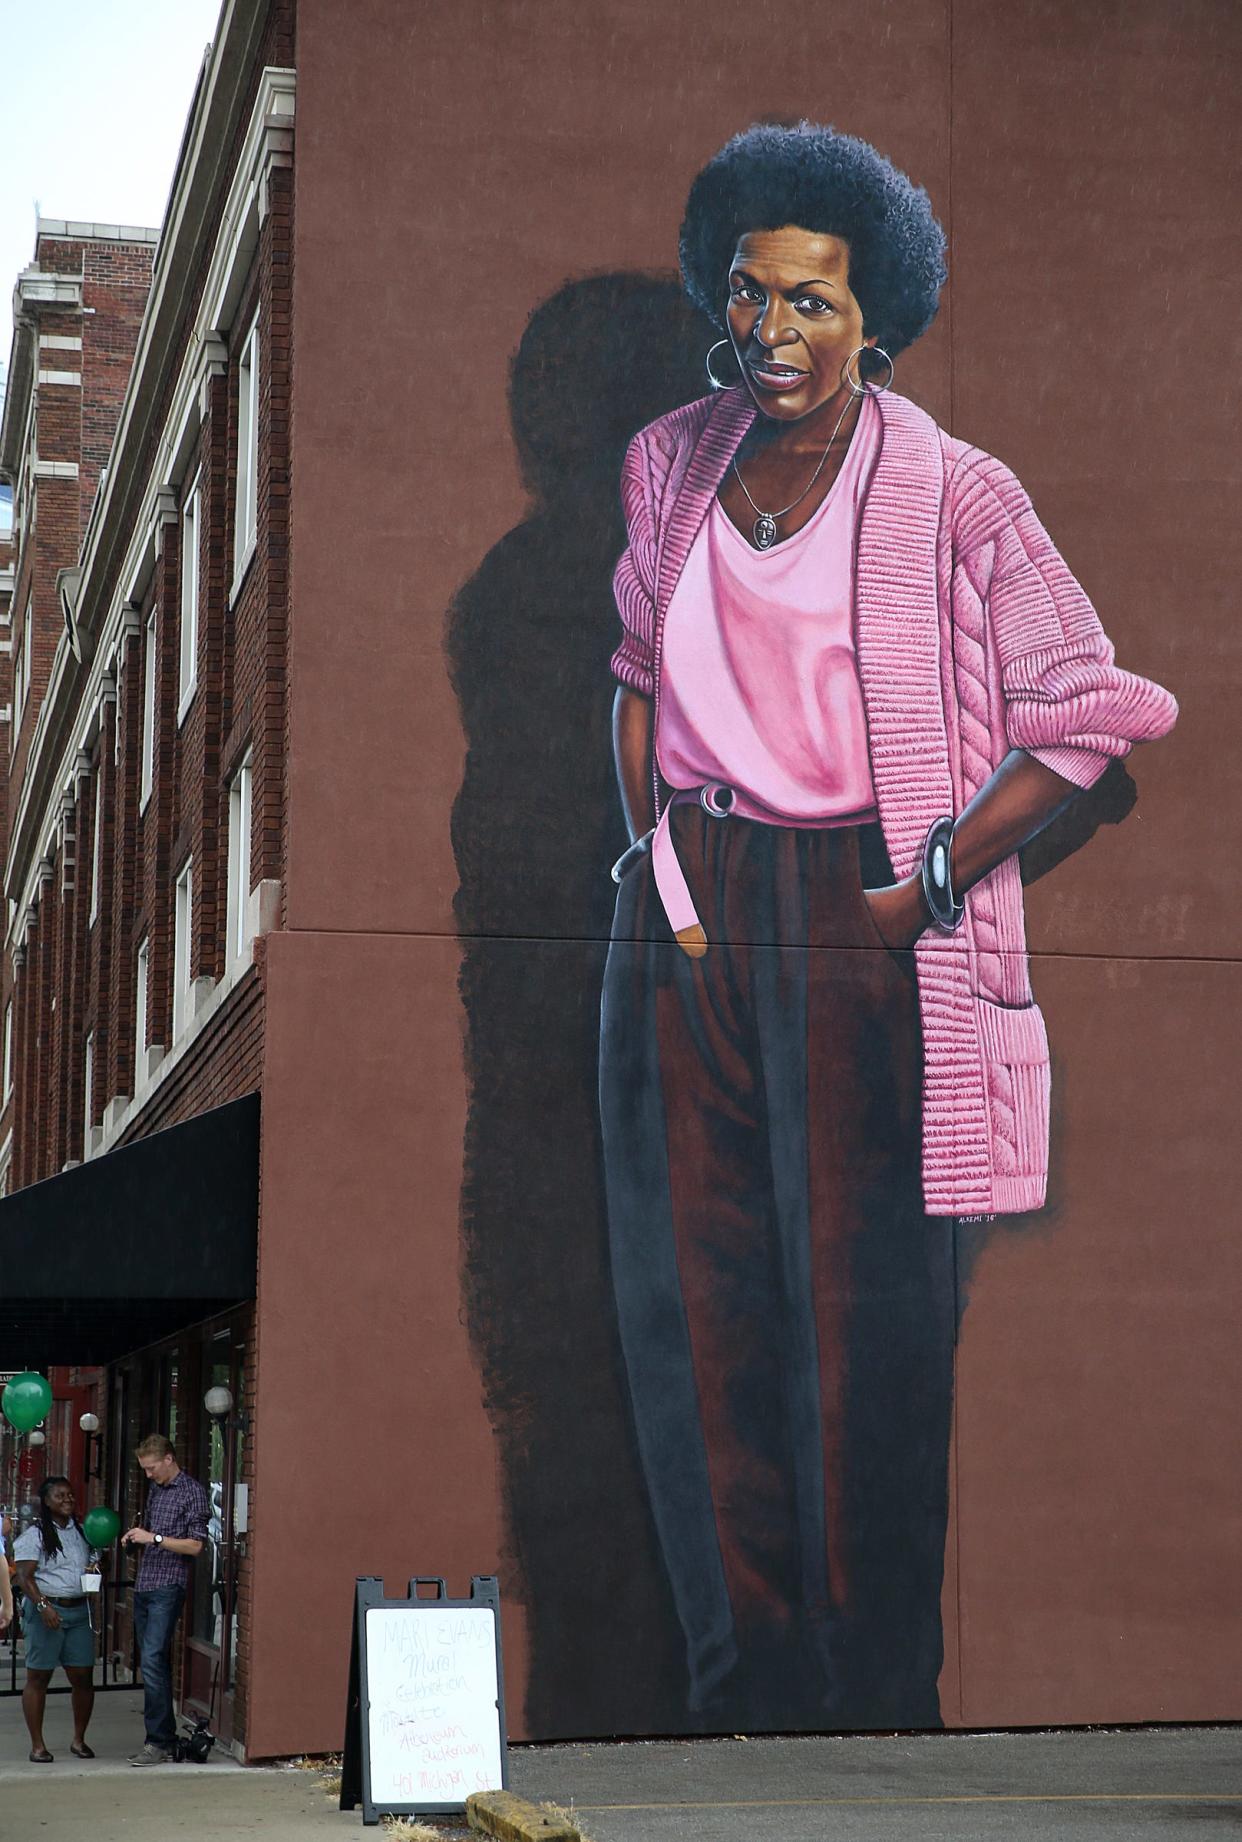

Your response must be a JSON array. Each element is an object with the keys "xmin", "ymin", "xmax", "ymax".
[
  {"xmin": 0, "ymin": 0, "xmax": 1235, "ymax": 1776},
  {"xmin": 1, "ymin": 221, "xmax": 158, "ymax": 1191},
  {"xmin": 1, "ymin": 7, "xmax": 293, "ymax": 1751}
]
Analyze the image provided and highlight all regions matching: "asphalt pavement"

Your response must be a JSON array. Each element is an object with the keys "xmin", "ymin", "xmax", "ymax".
[{"xmin": 508, "ymin": 1727, "xmax": 1242, "ymax": 1841}]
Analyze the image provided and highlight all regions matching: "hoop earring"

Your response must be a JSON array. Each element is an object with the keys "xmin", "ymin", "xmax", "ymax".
[
  {"xmin": 843, "ymin": 345, "xmax": 894, "ymax": 396},
  {"xmin": 705, "ymin": 339, "xmax": 738, "ymax": 391}
]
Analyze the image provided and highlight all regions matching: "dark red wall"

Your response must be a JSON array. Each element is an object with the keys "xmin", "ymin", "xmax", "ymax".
[{"xmin": 256, "ymin": 0, "xmax": 1240, "ymax": 1752}]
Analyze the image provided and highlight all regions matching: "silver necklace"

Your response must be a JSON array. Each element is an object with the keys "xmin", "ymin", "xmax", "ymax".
[{"xmin": 731, "ymin": 395, "xmax": 856, "ymax": 550}]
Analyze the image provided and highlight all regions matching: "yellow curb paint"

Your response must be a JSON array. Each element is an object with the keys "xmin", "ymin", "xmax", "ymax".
[{"xmin": 466, "ymin": 1788, "xmax": 581, "ymax": 1841}]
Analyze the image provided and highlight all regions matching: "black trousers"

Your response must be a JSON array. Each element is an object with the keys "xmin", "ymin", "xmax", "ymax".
[{"xmin": 600, "ymin": 807, "xmax": 955, "ymax": 1729}]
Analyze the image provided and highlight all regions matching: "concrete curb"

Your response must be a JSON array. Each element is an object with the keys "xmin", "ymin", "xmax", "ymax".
[{"xmin": 466, "ymin": 1790, "xmax": 580, "ymax": 1840}]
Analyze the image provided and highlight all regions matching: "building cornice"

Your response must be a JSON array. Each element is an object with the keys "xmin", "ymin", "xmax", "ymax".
[
  {"xmin": 35, "ymin": 217, "xmax": 161, "ymax": 246},
  {"xmin": 4, "ymin": 5, "xmax": 291, "ymax": 925}
]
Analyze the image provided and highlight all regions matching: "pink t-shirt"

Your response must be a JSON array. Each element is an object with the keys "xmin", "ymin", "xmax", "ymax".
[{"xmin": 657, "ymin": 392, "xmax": 880, "ymax": 825}]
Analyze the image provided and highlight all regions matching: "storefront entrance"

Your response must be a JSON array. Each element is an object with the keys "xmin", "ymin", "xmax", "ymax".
[
  {"xmin": 0, "ymin": 1093, "xmax": 260, "ymax": 1738},
  {"xmin": 104, "ymin": 1307, "xmax": 251, "ymax": 1746}
]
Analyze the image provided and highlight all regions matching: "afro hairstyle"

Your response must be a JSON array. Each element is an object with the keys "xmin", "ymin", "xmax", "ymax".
[{"xmin": 679, "ymin": 122, "xmax": 946, "ymax": 362}]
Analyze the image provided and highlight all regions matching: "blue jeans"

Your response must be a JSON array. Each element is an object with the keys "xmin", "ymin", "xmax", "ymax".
[{"xmin": 133, "ymin": 1586, "xmax": 186, "ymax": 1748}]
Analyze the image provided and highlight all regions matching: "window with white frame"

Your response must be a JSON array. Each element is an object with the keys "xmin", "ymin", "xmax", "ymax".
[
  {"xmin": 3, "ymin": 999, "xmax": 12, "ymax": 1100},
  {"xmin": 22, "ymin": 599, "xmax": 32, "ymax": 714},
  {"xmin": 234, "ymin": 317, "xmax": 259, "ymax": 570},
  {"xmin": 225, "ymin": 753, "xmax": 253, "ymax": 963},
  {"xmin": 178, "ymin": 475, "xmax": 200, "ymax": 713},
  {"xmin": 140, "ymin": 611, "xmax": 156, "ymax": 806},
  {"xmin": 172, "ymin": 858, "xmax": 193, "ymax": 1039},
  {"xmin": 88, "ymin": 757, "xmax": 104, "ymax": 925},
  {"xmin": 82, "ymin": 1031, "xmax": 94, "ymax": 1160},
  {"xmin": 135, "ymin": 937, "xmax": 150, "ymax": 1073}
]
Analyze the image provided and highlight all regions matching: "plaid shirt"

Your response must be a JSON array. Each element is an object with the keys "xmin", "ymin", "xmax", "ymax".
[{"xmin": 135, "ymin": 1469, "xmax": 210, "ymax": 1591}]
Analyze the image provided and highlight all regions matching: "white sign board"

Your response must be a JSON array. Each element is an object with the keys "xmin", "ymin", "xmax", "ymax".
[{"xmin": 364, "ymin": 1603, "xmax": 504, "ymax": 1810}]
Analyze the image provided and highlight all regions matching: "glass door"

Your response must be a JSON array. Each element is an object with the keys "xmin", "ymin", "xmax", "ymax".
[
  {"xmin": 183, "ymin": 1324, "xmax": 245, "ymax": 1742},
  {"xmin": 191, "ymin": 1351, "xmax": 230, "ymax": 1655},
  {"xmin": 105, "ymin": 1365, "xmax": 144, "ymax": 1685}
]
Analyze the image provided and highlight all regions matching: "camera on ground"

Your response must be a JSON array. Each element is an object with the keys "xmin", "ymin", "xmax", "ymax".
[{"xmin": 172, "ymin": 1717, "xmax": 216, "ymax": 1764}]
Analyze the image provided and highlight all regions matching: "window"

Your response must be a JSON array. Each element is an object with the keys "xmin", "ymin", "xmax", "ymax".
[
  {"xmin": 88, "ymin": 759, "xmax": 104, "ymax": 925},
  {"xmin": 178, "ymin": 477, "xmax": 200, "ymax": 714},
  {"xmin": 172, "ymin": 858, "xmax": 193, "ymax": 1039},
  {"xmin": 140, "ymin": 612, "xmax": 156, "ymax": 807},
  {"xmin": 0, "ymin": 482, "xmax": 11, "ymax": 535},
  {"xmin": 225, "ymin": 754, "xmax": 253, "ymax": 963},
  {"xmin": 3, "ymin": 999, "xmax": 12, "ymax": 1100},
  {"xmin": 135, "ymin": 937, "xmax": 150, "ymax": 1072},
  {"xmin": 234, "ymin": 317, "xmax": 259, "ymax": 570},
  {"xmin": 83, "ymin": 1031, "xmax": 94, "ymax": 1160},
  {"xmin": 160, "ymin": 1353, "xmax": 181, "ymax": 1449}
]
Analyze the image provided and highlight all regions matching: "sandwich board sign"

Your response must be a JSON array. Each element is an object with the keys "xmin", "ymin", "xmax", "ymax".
[{"xmin": 340, "ymin": 1575, "xmax": 507, "ymax": 1825}]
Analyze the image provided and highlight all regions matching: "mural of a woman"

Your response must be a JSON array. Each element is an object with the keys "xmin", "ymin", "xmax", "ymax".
[{"xmin": 599, "ymin": 125, "xmax": 1178, "ymax": 1731}]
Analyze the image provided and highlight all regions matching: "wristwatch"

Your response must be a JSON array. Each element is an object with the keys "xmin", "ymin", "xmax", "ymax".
[{"xmin": 153, "ymin": 1534, "xmax": 164, "ymax": 1548}]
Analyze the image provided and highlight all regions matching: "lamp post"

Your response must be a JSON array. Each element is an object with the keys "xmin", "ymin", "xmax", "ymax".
[
  {"xmin": 20, "ymin": 1428, "xmax": 46, "ymax": 1491},
  {"xmin": 203, "ymin": 1386, "xmax": 234, "ymax": 1421},
  {"xmin": 204, "ymin": 1383, "xmax": 246, "ymax": 1737},
  {"xmin": 79, "ymin": 1411, "xmax": 102, "ymax": 1484}
]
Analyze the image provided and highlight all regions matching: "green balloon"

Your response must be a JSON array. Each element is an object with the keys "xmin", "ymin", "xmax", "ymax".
[
  {"xmin": 1, "ymin": 1372, "xmax": 52, "ymax": 1434},
  {"xmin": 83, "ymin": 1506, "xmax": 121, "ymax": 1547}
]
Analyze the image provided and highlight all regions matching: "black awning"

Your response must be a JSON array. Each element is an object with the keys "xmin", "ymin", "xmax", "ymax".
[{"xmin": 0, "ymin": 1093, "xmax": 259, "ymax": 1366}]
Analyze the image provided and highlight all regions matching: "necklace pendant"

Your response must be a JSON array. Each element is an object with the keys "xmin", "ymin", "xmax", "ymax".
[{"xmin": 753, "ymin": 513, "xmax": 778, "ymax": 550}]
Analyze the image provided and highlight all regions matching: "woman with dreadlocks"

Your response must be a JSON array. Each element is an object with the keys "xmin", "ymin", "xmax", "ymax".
[{"xmin": 13, "ymin": 1476, "xmax": 100, "ymax": 1761}]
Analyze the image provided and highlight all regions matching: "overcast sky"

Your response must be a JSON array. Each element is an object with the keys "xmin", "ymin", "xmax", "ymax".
[{"xmin": 0, "ymin": 0, "xmax": 221, "ymax": 391}]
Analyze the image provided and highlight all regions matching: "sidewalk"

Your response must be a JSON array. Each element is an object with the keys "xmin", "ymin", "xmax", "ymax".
[
  {"xmin": 2, "ymin": 1688, "xmax": 1240, "ymax": 1841},
  {"xmin": 0, "ymin": 1691, "xmax": 349, "ymax": 1838}
]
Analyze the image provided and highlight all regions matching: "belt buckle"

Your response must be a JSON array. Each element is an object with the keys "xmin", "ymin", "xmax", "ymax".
[{"xmin": 699, "ymin": 783, "xmax": 734, "ymax": 819}]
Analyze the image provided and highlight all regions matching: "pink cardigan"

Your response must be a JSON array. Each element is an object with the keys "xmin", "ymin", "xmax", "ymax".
[{"xmin": 610, "ymin": 388, "xmax": 1178, "ymax": 1215}]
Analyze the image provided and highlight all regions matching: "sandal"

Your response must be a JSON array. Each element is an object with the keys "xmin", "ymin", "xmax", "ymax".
[
  {"xmin": 70, "ymin": 1741, "xmax": 96, "ymax": 1759},
  {"xmin": 28, "ymin": 1748, "xmax": 54, "ymax": 1763}
]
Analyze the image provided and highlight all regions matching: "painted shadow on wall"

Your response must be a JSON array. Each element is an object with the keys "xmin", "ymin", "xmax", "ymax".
[{"xmin": 449, "ymin": 273, "xmax": 718, "ymax": 1736}]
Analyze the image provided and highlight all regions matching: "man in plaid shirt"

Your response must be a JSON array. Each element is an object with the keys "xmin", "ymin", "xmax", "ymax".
[{"xmin": 121, "ymin": 1434, "xmax": 209, "ymax": 1765}]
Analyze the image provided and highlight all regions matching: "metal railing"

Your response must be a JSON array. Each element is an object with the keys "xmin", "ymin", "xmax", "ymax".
[{"xmin": 2, "ymin": 1574, "xmax": 137, "ymax": 1696}]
